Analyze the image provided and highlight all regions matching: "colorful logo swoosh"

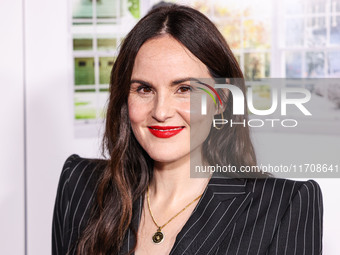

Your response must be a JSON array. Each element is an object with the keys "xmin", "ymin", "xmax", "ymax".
[{"xmin": 197, "ymin": 81, "xmax": 223, "ymax": 107}]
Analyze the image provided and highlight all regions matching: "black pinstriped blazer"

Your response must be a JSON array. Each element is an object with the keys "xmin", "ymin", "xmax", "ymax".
[{"xmin": 52, "ymin": 154, "xmax": 323, "ymax": 255}]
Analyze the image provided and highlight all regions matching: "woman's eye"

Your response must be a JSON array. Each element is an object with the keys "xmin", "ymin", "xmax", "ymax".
[
  {"xmin": 177, "ymin": 86, "xmax": 191, "ymax": 93},
  {"xmin": 137, "ymin": 86, "xmax": 152, "ymax": 94}
]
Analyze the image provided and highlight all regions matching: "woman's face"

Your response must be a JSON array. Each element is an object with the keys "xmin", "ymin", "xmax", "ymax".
[{"xmin": 128, "ymin": 35, "xmax": 217, "ymax": 164}]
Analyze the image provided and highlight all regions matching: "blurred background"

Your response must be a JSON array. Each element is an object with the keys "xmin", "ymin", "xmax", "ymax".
[{"xmin": 1, "ymin": 0, "xmax": 340, "ymax": 254}]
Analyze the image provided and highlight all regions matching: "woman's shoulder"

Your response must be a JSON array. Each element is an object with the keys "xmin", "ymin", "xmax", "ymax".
[
  {"xmin": 248, "ymin": 177, "xmax": 322, "ymax": 198},
  {"xmin": 59, "ymin": 154, "xmax": 106, "ymax": 188},
  {"xmin": 246, "ymin": 177, "xmax": 323, "ymax": 219},
  {"xmin": 208, "ymin": 178, "xmax": 323, "ymax": 254},
  {"xmin": 247, "ymin": 178, "xmax": 323, "ymax": 254},
  {"xmin": 53, "ymin": 154, "xmax": 107, "ymax": 254},
  {"xmin": 56, "ymin": 154, "xmax": 107, "ymax": 206},
  {"xmin": 249, "ymin": 177, "xmax": 321, "ymax": 190}
]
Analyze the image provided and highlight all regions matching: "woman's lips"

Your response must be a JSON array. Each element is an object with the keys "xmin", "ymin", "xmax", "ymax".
[{"xmin": 147, "ymin": 126, "xmax": 185, "ymax": 138}]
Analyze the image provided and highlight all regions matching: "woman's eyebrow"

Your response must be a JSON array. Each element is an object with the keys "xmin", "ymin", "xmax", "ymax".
[
  {"xmin": 130, "ymin": 77, "xmax": 202, "ymax": 87},
  {"xmin": 171, "ymin": 77, "xmax": 195, "ymax": 85},
  {"xmin": 130, "ymin": 79, "xmax": 152, "ymax": 87}
]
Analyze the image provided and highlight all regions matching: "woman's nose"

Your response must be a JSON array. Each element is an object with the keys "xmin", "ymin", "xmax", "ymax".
[{"xmin": 152, "ymin": 93, "xmax": 175, "ymax": 122}]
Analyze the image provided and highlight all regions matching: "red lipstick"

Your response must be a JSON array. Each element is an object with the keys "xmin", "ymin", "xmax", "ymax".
[{"xmin": 148, "ymin": 126, "xmax": 185, "ymax": 138}]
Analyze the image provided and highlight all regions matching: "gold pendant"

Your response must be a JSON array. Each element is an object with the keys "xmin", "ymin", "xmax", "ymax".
[{"xmin": 152, "ymin": 228, "xmax": 164, "ymax": 244}]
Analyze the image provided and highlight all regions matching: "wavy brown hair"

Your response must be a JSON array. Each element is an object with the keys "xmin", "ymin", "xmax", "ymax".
[{"xmin": 76, "ymin": 4, "xmax": 260, "ymax": 255}]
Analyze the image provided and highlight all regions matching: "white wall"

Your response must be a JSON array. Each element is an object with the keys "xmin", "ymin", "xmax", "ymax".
[
  {"xmin": 24, "ymin": 0, "xmax": 101, "ymax": 254},
  {"xmin": 0, "ymin": 0, "xmax": 25, "ymax": 254},
  {"xmin": 1, "ymin": 1, "xmax": 339, "ymax": 255}
]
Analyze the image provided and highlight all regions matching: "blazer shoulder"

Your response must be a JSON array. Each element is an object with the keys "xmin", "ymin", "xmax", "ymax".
[
  {"xmin": 249, "ymin": 177, "xmax": 322, "ymax": 196},
  {"xmin": 52, "ymin": 154, "xmax": 107, "ymax": 255},
  {"xmin": 264, "ymin": 178, "xmax": 323, "ymax": 254},
  {"xmin": 246, "ymin": 178, "xmax": 323, "ymax": 218},
  {"xmin": 55, "ymin": 154, "xmax": 107, "ymax": 223},
  {"xmin": 59, "ymin": 154, "xmax": 106, "ymax": 190}
]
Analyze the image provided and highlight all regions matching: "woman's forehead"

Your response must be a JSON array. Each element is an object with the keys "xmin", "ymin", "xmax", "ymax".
[
  {"xmin": 135, "ymin": 35, "xmax": 196, "ymax": 62},
  {"xmin": 131, "ymin": 35, "xmax": 210, "ymax": 82}
]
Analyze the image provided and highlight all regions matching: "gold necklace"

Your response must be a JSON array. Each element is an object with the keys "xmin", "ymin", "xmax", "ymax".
[{"xmin": 146, "ymin": 185, "xmax": 203, "ymax": 244}]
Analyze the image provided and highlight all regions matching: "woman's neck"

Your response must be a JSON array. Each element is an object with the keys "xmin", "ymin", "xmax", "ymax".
[{"xmin": 149, "ymin": 152, "xmax": 212, "ymax": 206}]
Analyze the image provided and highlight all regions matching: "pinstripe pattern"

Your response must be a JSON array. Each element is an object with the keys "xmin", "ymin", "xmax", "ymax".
[{"xmin": 52, "ymin": 155, "xmax": 323, "ymax": 255}]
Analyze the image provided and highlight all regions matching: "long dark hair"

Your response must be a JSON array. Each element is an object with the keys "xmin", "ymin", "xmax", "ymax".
[{"xmin": 76, "ymin": 4, "xmax": 258, "ymax": 255}]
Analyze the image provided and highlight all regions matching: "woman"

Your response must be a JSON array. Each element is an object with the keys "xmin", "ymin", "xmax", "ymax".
[{"xmin": 52, "ymin": 4, "xmax": 323, "ymax": 255}]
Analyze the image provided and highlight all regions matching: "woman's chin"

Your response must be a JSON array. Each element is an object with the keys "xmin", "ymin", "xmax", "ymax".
[{"xmin": 147, "ymin": 150, "xmax": 189, "ymax": 164}]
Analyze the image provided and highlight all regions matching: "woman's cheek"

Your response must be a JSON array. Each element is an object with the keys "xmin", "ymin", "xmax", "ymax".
[
  {"xmin": 128, "ymin": 97, "xmax": 150, "ymax": 124},
  {"xmin": 189, "ymin": 97, "xmax": 216, "ymax": 126},
  {"xmin": 128, "ymin": 104, "xmax": 140, "ymax": 124},
  {"xmin": 177, "ymin": 100, "xmax": 191, "ymax": 123},
  {"xmin": 128, "ymin": 102, "xmax": 149, "ymax": 145}
]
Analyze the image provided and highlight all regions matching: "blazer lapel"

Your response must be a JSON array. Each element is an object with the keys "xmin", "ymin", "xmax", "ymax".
[
  {"xmin": 169, "ymin": 176, "xmax": 253, "ymax": 255},
  {"xmin": 120, "ymin": 176, "xmax": 254, "ymax": 255}
]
